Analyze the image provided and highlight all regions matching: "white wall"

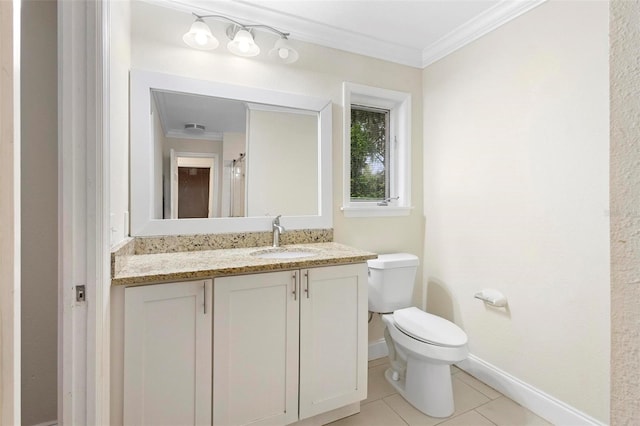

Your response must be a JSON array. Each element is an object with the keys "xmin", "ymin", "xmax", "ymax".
[
  {"xmin": 610, "ymin": 0, "xmax": 640, "ymax": 423},
  {"xmin": 109, "ymin": 0, "xmax": 131, "ymax": 245},
  {"xmin": 20, "ymin": 0, "xmax": 57, "ymax": 424},
  {"xmin": 422, "ymin": 1, "xmax": 609, "ymax": 422}
]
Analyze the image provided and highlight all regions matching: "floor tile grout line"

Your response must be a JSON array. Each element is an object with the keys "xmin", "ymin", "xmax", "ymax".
[
  {"xmin": 454, "ymin": 373, "xmax": 503, "ymax": 401},
  {"xmin": 473, "ymin": 408, "xmax": 500, "ymax": 425},
  {"xmin": 380, "ymin": 397, "xmax": 411, "ymax": 426},
  {"xmin": 380, "ymin": 395, "xmax": 446, "ymax": 426},
  {"xmin": 473, "ymin": 396, "xmax": 506, "ymax": 414},
  {"xmin": 361, "ymin": 390, "xmax": 398, "ymax": 407},
  {"xmin": 380, "ymin": 393, "xmax": 495, "ymax": 426}
]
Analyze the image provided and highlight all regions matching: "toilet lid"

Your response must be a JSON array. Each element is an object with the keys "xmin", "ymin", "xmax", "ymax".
[{"xmin": 393, "ymin": 307, "xmax": 468, "ymax": 347}]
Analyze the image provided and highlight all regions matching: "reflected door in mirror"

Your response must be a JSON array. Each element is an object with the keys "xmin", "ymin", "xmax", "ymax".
[
  {"xmin": 177, "ymin": 167, "xmax": 210, "ymax": 218},
  {"xmin": 168, "ymin": 150, "xmax": 219, "ymax": 219}
]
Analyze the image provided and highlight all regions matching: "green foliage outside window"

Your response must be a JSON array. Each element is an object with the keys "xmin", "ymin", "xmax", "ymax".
[{"xmin": 350, "ymin": 107, "xmax": 389, "ymax": 201}]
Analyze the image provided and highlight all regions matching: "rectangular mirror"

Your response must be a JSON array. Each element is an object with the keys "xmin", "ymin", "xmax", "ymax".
[{"xmin": 130, "ymin": 70, "xmax": 332, "ymax": 236}]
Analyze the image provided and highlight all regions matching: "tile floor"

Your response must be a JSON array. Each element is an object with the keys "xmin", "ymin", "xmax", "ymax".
[{"xmin": 329, "ymin": 359, "xmax": 553, "ymax": 426}]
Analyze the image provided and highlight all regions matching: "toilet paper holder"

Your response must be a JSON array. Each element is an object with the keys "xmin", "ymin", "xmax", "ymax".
[{"xmin": 474, "ymin": 289, "xmax": 507, "ymax": 307}]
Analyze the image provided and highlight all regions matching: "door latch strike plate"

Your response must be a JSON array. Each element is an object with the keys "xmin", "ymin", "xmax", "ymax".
[{"xmin": 76, "ymin": 285, "xmax": 86, "ymax": 302}]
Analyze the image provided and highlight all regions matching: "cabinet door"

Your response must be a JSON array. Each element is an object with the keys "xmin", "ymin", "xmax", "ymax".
[
  {"xmin": 299, "ymin": 263, "xmax": 368, "ymax": 419},
  {"xmin": 123, "ymin": 280, "xmax": 212, "ymax": 426},
  {"xmin": 214, "ymin": 271, "xmax": 299, "ymax": 426}
]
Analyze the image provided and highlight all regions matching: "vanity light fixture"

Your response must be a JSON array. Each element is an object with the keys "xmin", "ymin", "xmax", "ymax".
[
  {"xmin": 268, "ymin": 37, "xmax": 299, "ymax": 64},
  {"xmin": 183, "ymin": 13, "xmax": 299, "ymax": 63},
  {"xmin": 226, "ymin": 26, "xmax": 260, "ymax": 57},
  {"xmin": 182, "ymin": 18, "xmax": 219, "ymax": 50}
]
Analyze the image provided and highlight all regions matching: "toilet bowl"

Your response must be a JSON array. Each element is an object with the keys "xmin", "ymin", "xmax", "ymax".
[
  {"xmin": 382, "ymin": 307, "xmax": 468, "ymax": 418},
  {"xmin": 367, "ymin": 254, "xmax": 469, "ymax": 418}
]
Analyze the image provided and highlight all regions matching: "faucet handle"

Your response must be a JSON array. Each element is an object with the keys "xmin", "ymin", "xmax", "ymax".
[{"xmin": 273, "ymin": 214, "xmax": 282, "ymax": 224}]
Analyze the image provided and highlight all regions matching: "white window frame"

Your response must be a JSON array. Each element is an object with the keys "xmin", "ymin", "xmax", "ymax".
[{"xmin": 342, "ymin": 82, "xmax": 412, "ymax": 217}]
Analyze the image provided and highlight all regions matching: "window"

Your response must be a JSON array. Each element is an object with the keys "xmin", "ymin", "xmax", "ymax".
[
  {"xmin": 350, "ymin": 106, "xmax": 390, "ymax": 202},
  {"xmin": 342, "ymin": 82, "xmax": 411, "ymax": 217}
]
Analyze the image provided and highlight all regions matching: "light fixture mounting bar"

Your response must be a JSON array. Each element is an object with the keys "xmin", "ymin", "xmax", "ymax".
[{"xmin": 192, "ymin": 13, "xmax": 290, "ymax": 39}]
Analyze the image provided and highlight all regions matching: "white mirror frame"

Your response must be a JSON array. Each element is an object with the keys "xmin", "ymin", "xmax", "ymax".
[{"xmin": 130, "ymin": 69, "xmax": 332, "ymax": 236}]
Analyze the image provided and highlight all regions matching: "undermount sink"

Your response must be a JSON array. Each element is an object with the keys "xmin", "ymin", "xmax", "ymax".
[{"xmin": 250, "ymin": 247, "xmax": 320, "ymax": 259}]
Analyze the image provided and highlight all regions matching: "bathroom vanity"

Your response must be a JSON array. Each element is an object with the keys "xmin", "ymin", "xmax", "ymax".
[
  {"xmin": 110, "ymin": 238, "xmax": 376, "ymax": 426},
  {"xmin": 114, "ymin": 69, "xmax": 373, "ymax": 424}
]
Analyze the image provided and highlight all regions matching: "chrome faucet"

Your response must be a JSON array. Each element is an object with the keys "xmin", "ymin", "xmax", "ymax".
[{"xmin": 272, "ymin": 215, "xmax": 285, "ymax": 247}]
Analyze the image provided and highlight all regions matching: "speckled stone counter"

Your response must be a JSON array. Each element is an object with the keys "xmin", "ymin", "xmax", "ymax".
[
  {"xmin": 133, "ymin": 229, "xmax": 333, "ymax": 255},
  {"xmin": 110, "ymin": 229, "xmax": 334, "ymax": 279},
  {"xmin": 112, "ymin": 242, "xmax": 377, "ymax": 286}
]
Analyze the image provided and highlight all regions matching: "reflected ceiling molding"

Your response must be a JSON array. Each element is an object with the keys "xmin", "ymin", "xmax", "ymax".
[{"xmin": 166, "ymin": 129, "xmax": 223, "ymax": 141}]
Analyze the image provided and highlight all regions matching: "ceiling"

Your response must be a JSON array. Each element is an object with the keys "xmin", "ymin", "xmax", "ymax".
[
  {"xmin": 154, "ymin": 0, "xmax": 546, "ymax": 68},
  {"xmin": 153, "ymin": 90, "xmax": 248, "ymax": 140}
]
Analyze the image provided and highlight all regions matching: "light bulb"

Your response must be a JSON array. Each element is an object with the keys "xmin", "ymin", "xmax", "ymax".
[
  {"xmin": 194, "ymin": 32, "xmax": 208, "ymax": 46},
  {"xmin": 227, "ymin": 28, "xmax": 260, "ymax": 57},
  {"xmin": 268, "ymin": 38, "xmax": 299, "ymax": 64},
  {"xmin": 183, "ymin": 18, "xmax": 219, "ymax": 50}
]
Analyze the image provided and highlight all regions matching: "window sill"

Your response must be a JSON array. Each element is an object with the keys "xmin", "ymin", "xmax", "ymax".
[{"xmin": 340, "ymin": 205, "xmax": 413, "ymax": 218}]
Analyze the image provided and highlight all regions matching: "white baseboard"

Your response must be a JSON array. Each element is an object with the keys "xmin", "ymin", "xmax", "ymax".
[
  {"xmin": 457, "ymin": 354, "xmax": 606, "ymax": 426},
  {"xmin": 31, "ymin": 422, "xmax": 57, "ymax": 426},
  {"xmin": 368, "ymin": 338, "xmax": 388, "ymax": 360}
]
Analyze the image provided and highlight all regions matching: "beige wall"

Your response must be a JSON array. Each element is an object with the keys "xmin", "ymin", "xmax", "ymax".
[
  {"xmin": 247, "ymin": 109, "xmax": 317, "ymax": 217},
  {"xmin": 610, "ymin": 0, "xmax": 640, "ymax": 423},
  {"xmin": 0, "ymin": 0, "xmax": 19, "ymax": 423},
  {"xmin": 422, "ymin": 1, "xmax": 609, "ymax": 422},
  {"xmin": 152, "ymin": 97, "xmax": 164, "ymax": 219},
  {"xmin": 222, "ymin": 132, "xmax": 246, "ymax": 217},
  {"xmin": 20, "ymin": 0, "xmax": 57, "ymax": 424}
]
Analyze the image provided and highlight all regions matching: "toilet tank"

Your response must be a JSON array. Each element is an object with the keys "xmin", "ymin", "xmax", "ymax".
[{"xmin": 367, "ymin": 253, "xmax": 419, "ymax": 313}]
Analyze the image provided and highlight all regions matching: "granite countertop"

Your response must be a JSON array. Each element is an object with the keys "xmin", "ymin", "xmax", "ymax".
[{"xmin": 112, "ymin": 242, "xmax": 377, "ymax": 286}]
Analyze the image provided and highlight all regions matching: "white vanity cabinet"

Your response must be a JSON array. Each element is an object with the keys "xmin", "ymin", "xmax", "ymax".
[
  {"xmin": 123, "ymin": 279, "xmax": 212, "ymax": 426},
  {"xmin": 213, "ymin": 263, "xmax": 368, "ymax": 426}
]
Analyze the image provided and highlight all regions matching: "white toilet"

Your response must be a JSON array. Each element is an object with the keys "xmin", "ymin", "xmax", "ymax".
[{"xmin": 368, "ymin": 253, "xmax": 468, "ymax": 418}]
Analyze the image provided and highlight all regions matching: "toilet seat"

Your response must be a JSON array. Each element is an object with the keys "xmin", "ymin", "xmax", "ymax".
[{"xmin": 393, "ymin": 307, "xmax": 467, "ymax": 348}]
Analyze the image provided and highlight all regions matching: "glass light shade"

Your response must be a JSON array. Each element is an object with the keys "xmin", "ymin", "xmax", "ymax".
[
  {"xmin": 268, "ymin": 38, "xmax": 299, "ymax": 64},
  {"xmin": 183, "ymin": 19, "xmax": 219, "ymax": 50},
  {"xmin": 227, "ymin": 29, "xmax": 260, "ymax": 57}
]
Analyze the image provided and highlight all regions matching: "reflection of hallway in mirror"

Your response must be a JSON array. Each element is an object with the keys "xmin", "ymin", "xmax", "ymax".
[
  {"xmin": 229, "ymin": 153, "xmax": 246, "ymax": 217},
  {"xmin": 178, "ymin": 167, "xmax": 210, "ymax": 218}
]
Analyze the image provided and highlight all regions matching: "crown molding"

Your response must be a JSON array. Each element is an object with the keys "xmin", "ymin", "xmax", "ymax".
[
  {"xmin": 153, "ymin": 0, "xmax": 546, "ymax": 70},
  {"xmin": 154, "ymin": 0, "xmax": 424, "ymax": 67},
  {"xmin": 166, "ymin": 129, "xmax": 223, "ymax": 141},
  {"xmin": 421, "ymin": 0, "xmax": 547, "ymax": 68}
]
